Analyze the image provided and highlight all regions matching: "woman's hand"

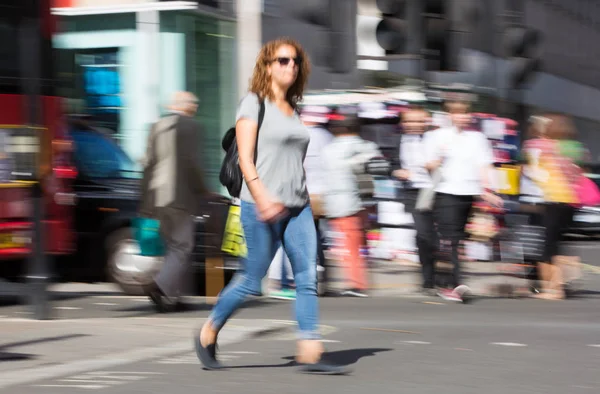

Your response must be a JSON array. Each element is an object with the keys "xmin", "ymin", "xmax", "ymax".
[
  {"xmin": 392, "ymin": 169, "xmax": 410, "ymax": 180},
  {"xmin": 481, "ymin": 191, "xmax": 504, "ymax": 208},
  {"xmin": 256, "ymin": 196, "xmax": 288, "ymax": 223}
]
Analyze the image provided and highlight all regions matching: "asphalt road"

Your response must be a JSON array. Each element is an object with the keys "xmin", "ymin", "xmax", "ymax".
[{"xmin": 4, "ymin": 290, "xmax": 600, "ymax": 394}]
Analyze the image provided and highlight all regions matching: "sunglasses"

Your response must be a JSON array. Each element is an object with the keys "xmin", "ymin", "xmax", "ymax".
[{"xmin": 273, "ymin": 57, "xmax": 301, "ymax": 67}]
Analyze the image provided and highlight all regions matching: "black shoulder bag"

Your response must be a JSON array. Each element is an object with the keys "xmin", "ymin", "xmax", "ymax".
[{"xmin": 219, "ymin": 100, "xmax": 265, "ymax": 198}]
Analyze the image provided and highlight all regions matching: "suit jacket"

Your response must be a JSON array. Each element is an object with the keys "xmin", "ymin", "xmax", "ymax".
[{"xmin": 139, "ymin": 114, "xmax": 207, "ymax": 216}]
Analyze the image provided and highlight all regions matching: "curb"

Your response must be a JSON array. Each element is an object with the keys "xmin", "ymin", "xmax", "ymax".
[{"xmin": 0, "ymin": 319, "xmax": 289, "ymax": 390}]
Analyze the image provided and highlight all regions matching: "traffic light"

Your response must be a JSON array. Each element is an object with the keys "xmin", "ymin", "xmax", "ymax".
[
  {"xmin": 375, "ymin": 0, "xmax": 410, "ymax": 55},
  {"xmin": 504, "ymin": 26, "xmax": 542, "ymax": 88},
  {"xmin": 280, "ymin": 0, "xmax": 356, "ymax": 74},
  {"xmin": 422, "ymin": 0, "xmax": 481, "ymax": 72},
  {"xmin": 422, "ymin": 0, "xmax": 456, "ymax": 71}
]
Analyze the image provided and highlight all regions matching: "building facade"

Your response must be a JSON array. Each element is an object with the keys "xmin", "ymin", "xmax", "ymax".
[{"xmin": 52, "ymin": 0, "xmax": 237, "ymax": 191}]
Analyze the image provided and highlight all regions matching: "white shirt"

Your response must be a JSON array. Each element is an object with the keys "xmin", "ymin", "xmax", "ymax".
[
  {"xmin": 400, "ymin": 134, "xmax": 432, "ymax": 189},
  {"xmin": 304, "ymin": 126, "xmax": 334, "ymax": 195},
  {"xmin": 424, "ymin": 126, "xmax": 494, "ymax": 196}
]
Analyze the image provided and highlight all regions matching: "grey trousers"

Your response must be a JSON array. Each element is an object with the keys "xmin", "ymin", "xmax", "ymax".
[{"xmin": 154, "ymin": 207, "xmax": 195, "ymax": 298}]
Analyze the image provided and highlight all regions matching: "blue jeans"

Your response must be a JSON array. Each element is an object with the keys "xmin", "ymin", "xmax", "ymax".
[{"xmin": 209, "ymin": 201, "xmax": 320, "ymax": 340}]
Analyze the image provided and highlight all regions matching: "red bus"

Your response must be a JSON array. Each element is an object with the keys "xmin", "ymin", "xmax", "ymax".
[{"xmin": 0, "ymin": 0, "xmax": 76, "ymax": 271}]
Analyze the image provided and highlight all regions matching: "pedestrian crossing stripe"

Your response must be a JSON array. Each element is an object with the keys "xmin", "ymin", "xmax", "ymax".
[{"xmin": 221, "ymin": 205, "xmax": 247, "ymax": 257}]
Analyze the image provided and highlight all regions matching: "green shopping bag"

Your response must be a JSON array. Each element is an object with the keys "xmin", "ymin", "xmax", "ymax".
[{"xmin": 132, "ymin": 217, "xmax": 165, "ymax": 257}]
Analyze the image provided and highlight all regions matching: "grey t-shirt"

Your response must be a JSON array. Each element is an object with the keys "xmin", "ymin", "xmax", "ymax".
[{"xmin": 236, "ymin": 93, "xmax": 310, "ymax": 207}]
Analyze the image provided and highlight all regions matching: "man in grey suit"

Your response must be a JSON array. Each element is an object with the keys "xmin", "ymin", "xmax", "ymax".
[{"xmin": 140, "ymin": 91, "xmax": 207, "ymax": 312}]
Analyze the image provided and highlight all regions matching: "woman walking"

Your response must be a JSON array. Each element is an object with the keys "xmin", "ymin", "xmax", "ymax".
[
  {"xmin": 522, "ymin": 114, "xmax": 587, "ymax": 299},
  {"xmin": 195, "ymin": 38, "xmax": 346, "ymax": 374}
]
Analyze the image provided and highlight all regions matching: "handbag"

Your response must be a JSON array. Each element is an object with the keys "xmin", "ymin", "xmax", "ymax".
[
  {"xmin": 221, "ymin": 203, "xmax": 247, "ymax": 257},
  {"xmin": 415, "ymin": 168, "xmax": 441, "ymax": 211},
  {"xmin": 309, "ymin": 194, "xmax": 325, "ymax": 218},
  {"xmin": 575, "ymin": 175, "xmax": 600, "ymax": 206},
  {"xmin": 132, "ymin": 217, "xmax": 165, "ymax": 257},
  {"xmin": 219, "ymin": 100, "xmax": 265, "ymax": 197}
]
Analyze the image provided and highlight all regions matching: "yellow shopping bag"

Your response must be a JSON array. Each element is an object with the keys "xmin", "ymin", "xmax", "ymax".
[
  {"xmin": 221, "ymin": 205, "xmax": 247, "ymax": 257},
  {"xmin": 497, "ymin": 165, "xmax": 521, "ymax": 195}
]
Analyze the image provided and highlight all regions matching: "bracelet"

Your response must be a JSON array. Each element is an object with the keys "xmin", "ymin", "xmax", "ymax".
[{"xmin": 247, "ymin": 176, "xmax": 259, "ymax": 183}]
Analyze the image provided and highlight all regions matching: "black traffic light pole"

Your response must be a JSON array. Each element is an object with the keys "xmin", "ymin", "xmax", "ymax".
[
  {"xmin": 19, "ymin": 6, "xmax": 50, "ymax": 320},
  {"xmin": 504, "ymin": 0, "xmax": 538, "ymax": 130}
]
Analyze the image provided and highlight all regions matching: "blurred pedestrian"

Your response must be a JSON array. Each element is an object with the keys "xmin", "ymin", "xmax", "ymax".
[
  {"xmin": 424, "ymin": 96, "xmax": 502, "ymax": 302},
  {"xmin": 301, "ymin": 106, "xmax": 334, "ymax": 296},
  {"xmin": 196, "ymin": 38, "xmax": 346, "ymax": 374},
  {"xmin": 139, "ymin": 91, "xmax": 207, "ymax": 312},
  {"xmin": 522, "ymin": 114, "xmax": 588, "ymax": 299},
  {"xmin": 267, "ymin": 245, "xmax": 295, "ymax": 300},
  {"xmin": 322, "ymin": 106, "xmax": 384, "ymax": 297},
  {"xmin": 391, "ymin": 105, "xmax": 437, "ymax": 295}
]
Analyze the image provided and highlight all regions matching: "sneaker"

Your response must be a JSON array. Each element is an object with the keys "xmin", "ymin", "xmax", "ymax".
[
  {"xmin": 340, "ymin": 289, "xmax": 369, "ymax": 298},
  {"xmin": 269, "ymin": 288, "xmax": 296, "ymax": 300},
  {"xmin": 421, "ymin": 288, "xmax": 438, "ymax": 297},
  {"xmin": 437, "ymin": 288, "xmax": 462, "ymax": 302},
  {"xmin": 454, "ymin": 285, "xmax": 474, "ymax": 304}
]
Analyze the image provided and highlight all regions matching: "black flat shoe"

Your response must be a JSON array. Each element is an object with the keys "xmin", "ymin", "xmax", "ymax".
[
  {"xmin": 143, "ymin": 283, "xmax": 173, "ymax": 313},
  {"xmin": 298, "ymin": 361, "xmax": 351, "ymax": 375},
  {"xmin": 194, "ymin": 333, "xmax": 223, "ymax": 370}
]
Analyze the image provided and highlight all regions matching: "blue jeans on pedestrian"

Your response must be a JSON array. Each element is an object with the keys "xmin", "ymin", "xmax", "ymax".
[{"xmin": 209, "ymin": 201, "xmax": 320, "ymax": 340}]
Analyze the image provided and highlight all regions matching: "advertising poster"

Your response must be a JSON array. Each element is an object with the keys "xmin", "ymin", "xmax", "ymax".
[{"xmin": 77, "ymin": 50, "xmax": 122, "ymax": 133}]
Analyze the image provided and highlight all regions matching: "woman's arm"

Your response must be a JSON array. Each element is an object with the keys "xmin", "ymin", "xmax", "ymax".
[{"xmin": 236, "ymin": 118, "xmax": 269, "ymax": 202}]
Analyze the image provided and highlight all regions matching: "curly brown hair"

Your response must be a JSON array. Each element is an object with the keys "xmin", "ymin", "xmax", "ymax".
[{"xmin": 249, "ymin": 37, "xmax": 311, "ymax": 108}]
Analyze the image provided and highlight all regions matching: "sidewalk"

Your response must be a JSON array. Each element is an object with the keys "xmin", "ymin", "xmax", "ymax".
[
  {"xmin": 327, "ymin": 259, "xmax": 584, "ymax": 297},
  {"xmin": 0, "ymin": 316, "xmax": 289, "ymax": 390}
]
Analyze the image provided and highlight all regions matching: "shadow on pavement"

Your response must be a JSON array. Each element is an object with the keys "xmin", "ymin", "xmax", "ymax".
[
  {"xmin": 0, "ymin": 290, "xmax": 124, "ymax": 307},
  {"xmin": 566, "ymin": 289, "xmax": 600, "ymax": 299},
  {"xmin": 0, "ymin": 333, "xmax": 89, "ymax": 351},
  {"xmin": 113, "ymin": 298, "xmax": 273, "ymax": 318},
  {"xmin": 0, "ymin": 351, "xmax": 35, "ymax": 362},
  {"xmin": 222, "ymin": 348, "xmax": 392, "ymax": 370},
  {"xmin": 284, "ymin": 348, "xmax": 393, "ymax": 367},
  {"xmin": 0, "ymin": 333, "xmax": 90, "ymax": 362}
]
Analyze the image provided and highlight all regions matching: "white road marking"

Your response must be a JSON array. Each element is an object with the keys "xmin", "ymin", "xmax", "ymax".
[
  {"xmin": 491, "ymin": 342, "xmax": 528, "ymax": 347},
  {"xmin": 223, "ymin": 351, "xmax": 260, "ymax": 355},
  {"xmin": 587, "ymin": 344, "xmax": 600, "ymax": 348},
  {"xmin": 53, "ymin": 307, "xmax": 82, "ymax": 310},
  {"xmin": 401, "ymin": 341, "xmax": 432, "ymax": 345},
  {"xmin": 31, "ymin": 371, "xmax": 163, "ymax": 390},
  {"xmin": 156, "ymin": 351, "xmax": 260, "ymax": 364},
  {"xmin": 320, "ymin": 339, "xmax": 341, "ymax": 343},
  {"xmin": 0, "ymin": 321, "xmax": 280, "ymax": 390},
  {"xmin": 93, "ymin": 303, "xmax": 118, "ymax": 306},
  {"xmin": 131, "ymin": 298, "xmax": 150, "ymax": 302},
  {"xmin": 268, "ymin": 319, "xmax": 296, "ymax": 325},
  {"xmin": 58, "ymin": 379, "xmax": 121, "ymax": 385},
  {"xmin": 14, "ymin": 311, "xmax": 32, "ymax": 315},
  {"xmin": 32, "ymin": 384, "xmax": 104, "ymax": 389},
  {"xmin": 86, "ymin": 372, "xmax": 163, "ymax": 376}
]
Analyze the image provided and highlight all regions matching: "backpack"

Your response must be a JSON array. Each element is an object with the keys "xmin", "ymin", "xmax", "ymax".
[{"xmin": 219, "ymin": 100, "xmax": 265, "ymax": 197}]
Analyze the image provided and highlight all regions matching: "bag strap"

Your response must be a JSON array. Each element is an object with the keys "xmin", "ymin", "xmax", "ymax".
[{"xmin": 253, "ymin": 99, "xmax": 265, "ymax": 163}]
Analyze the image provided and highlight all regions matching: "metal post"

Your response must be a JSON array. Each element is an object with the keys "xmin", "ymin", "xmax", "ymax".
[
  {"xmin": 236, "ymin": 0, "xmax": 262, "ymax": 99},
  {"xmin": 505, "ymin": 0, "xmax": 528, "ymax": 129},
  {"xmin": 411, "ymin": 0, "xmax": 427, "ymax": 85},
  {"xmin": 19, "ymin": 3, "xmax": 50, "ymax": 320}
]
